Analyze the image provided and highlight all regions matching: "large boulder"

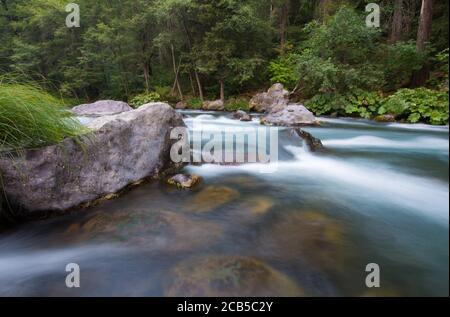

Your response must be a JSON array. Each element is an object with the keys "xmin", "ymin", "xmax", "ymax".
[
  {"xmin": 72, "ymin": 100, "xmax": 133, "ymax": 117},
  {"xmin": 261, "ymin": 104, "xmax": 317, "ymax": 127},
  {"xmin": 0, "ymin": 103, "xmax": 185, "ymax": 215},
  {"xmin": 249, "ymin": 83, "xmax": 289, "ymax": 113},
  {"xmin": 202, "ymin": 100, "xmax": 224, "ymax": 111}
]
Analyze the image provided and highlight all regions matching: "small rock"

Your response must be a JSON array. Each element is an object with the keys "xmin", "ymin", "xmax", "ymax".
[
  {"xmin": 164, "ymin": 255, "xmax": 304, "ymax": 297},
  {"xmin": 202, "ymin": 100, "xmax": 225, "ymax": 111},
  {"xmin": 233, "ymin": 110, "xmax": 252, "ymax": 121},
  {"xmin": 72, "ymin": 100, "xmax": 132, "ymax": 117},
  {"xmin": 374, "ymin": 114, "xmax": 396, "ymax": 123},
  {"xmin": 292, "ymin": 128, "xmax": 324, "ymax": 152},
  {"xmin": 167, "ymin": 174, "xmax": 201, "ymax": 189}
]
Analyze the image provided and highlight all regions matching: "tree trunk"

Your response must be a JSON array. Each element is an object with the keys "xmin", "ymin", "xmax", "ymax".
[
  {"xmin": 219, "ymin": 79, "xmax": 225, "ymax": 102},
  {"xmin": 389, "ymin": 0, "xmax": 404, "ymax": 44},
  {"xmin": 181, "ymin": 15, "xmax": 204, "ymax": 101},
  {"xmin": 416, "ymin": 0, "xmax": 434, "ymax": 52},
  {"xmin": 143, "ymin": 62, "xmax": 150, "ymax": 92},
  {"xmin": 411, "ymin": 0, "xmax": 434, "ymax": 87},
  {"xmin": 188, "ymin": 71, "xmax": 196, "ymax": 96},
  {"xmin": 280, "ymin": 1, "xmax": 290, "ymax": 54},
  {"xmin": 194, "ymin": 71, "xmax": 204, "ymax": 102},
  {"xmin": 171, "ymin": 44, "xmax": 183, "ymax": 99}
]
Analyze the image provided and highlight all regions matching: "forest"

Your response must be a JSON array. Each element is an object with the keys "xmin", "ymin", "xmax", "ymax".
[{"xmin": 0, "ymin": 0, "xmax": 449, "ymax": 126}]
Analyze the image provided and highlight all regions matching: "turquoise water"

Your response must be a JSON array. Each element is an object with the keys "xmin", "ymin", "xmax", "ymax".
[{"xmin": 0, "ymin": 112, "xmax": 448, "ymax": 296}]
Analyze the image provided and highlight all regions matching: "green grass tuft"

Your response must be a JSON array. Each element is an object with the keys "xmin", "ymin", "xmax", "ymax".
[{"xmin": 0, "ymin": 77, "xmax": 87, "ymax": 151}]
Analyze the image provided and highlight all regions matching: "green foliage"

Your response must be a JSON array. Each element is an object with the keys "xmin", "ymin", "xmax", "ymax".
[
  {"xmin": 307, "ymin": 88, "xmax": 449, "ymax": 125},
  {"xmin": 383, "ymin": 41, "xmax": 428, "ymax": 90},
  {"xmin": 186, "ymin": 97, "xmax": 203, "ymax": 110},
  {"xmin": 0, "ymin": 79, "xmax": 86, "ymax": 151},
  {"xmin": 268, "ymin": 54, "xmax": 300, "ymax": 91},
  {"xmin": 306, "ymin": 90, "xmax": 382, "ymax": 119},
  {"xmin": 225, "ymin": 97, "xmax": 250, "ymax": 112},
  {"xmin": 296, "ymin": 8, "xmax": 383, "ymax": 96},
  {"xmin": 380, "ymin": 88, "xmax": 449, "ymax": 125},
  {"xmin": 129, "ymin": 92, "xmax": 162, "ymax": 108}
]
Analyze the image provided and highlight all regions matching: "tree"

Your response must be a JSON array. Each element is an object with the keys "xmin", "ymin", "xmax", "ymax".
[
  {"xmin": 389, "ymin": 0, "xmax": 404, "ymax": 44},
  {"xmin": 411, "ymin": 0, "xmax": 434, "ymax": 87}
]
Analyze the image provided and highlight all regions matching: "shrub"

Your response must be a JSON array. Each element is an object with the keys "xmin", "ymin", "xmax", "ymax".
[
  {"xmin": 383, "ymin": 41, "xmax": 428, "ymax": 90},
  {"xmin": 268, "ymin": 53, "xmax": 300, "ymax": 91},
  {"xmin": 380, "ymin": 88, "xmax": 449, "ymax": 125},
  {"xmin": 186, "ymin": 97, "xmax": 203, "ymax": 110},
  {"xmin": 306, "ymin": 90, "xmax": 382, "ymax": 119},
  {"xmin": 225, "ymin": 97, "xmax": 250, "ymax": 112},
  {"xmin": 154, "ymin": 86, "xmax": 179, "ymax": 103},
  {"xmin": 129, "ymin": 92, "xmax": 161, "ymax": 108},
  {"xmin": 0, "ymin": 80, "xmax": 86, "ymax": 151}
]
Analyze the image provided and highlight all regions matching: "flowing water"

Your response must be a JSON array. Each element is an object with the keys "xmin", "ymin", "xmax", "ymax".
[{"xmin": 0, "ymin": 111, "xmax": 448, "ymax": 296}]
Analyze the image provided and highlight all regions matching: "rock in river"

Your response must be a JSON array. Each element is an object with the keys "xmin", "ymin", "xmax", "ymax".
[
  {"xmin": 0, "ymin": 103, "xmax": 185, "ymax": 216},
  {"xmin": 261, "ymin": 104, "xmax": 317, "ymax": 127},
  {"xmin": 168, "ymin": 174, "xmax": 201, "ymax": 189},
  {"xmin": 70, "ymin": 209, "xmax": 222, "ymax": 253},
  {"xmin": 202, "ymin": 100, "xmax": 225, "ymax": 111},
  {"xmin": 164, "ymin": 255, "xmax": 304, "ymax": 297},
  {"xmin": 188, "ymin": 186, "xmax": 239, "ymax": 213},
  {"xmin": 249, "ymin": 83, "xmax": 289, "ymax": 113},
  {"xmin": 260, "ymin": 211, "xmax": 345, "ymax": 271},
  {"xmin": 71, "ymin": 100, "xmax": 133, "ymax": 117},
  {"xmin": 233, "ymin": 110, "xmax": 252, "ymax": 122}
]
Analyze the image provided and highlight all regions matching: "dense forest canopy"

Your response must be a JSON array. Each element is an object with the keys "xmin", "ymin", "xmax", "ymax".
[{"xmin": 0, "ymin": 0, "xmax": 448, "ymax": 123}]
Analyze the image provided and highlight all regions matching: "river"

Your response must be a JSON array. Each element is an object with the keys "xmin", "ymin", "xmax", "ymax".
[{"xmin": 0, "ymin": 111, "xmax": 448, "ymax": 296}]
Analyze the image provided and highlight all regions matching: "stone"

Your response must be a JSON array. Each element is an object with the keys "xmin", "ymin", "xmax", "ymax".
[
  {"xmin": 0, "ymin": 103, "xmax": 185, "ymax": 215},
  {"xmin": 261, "ymin": 104, "xmax": 317, "ymax": 127},
  {"xmin": 202, "ymin": 100, "xmax": 225, "ymax": 111},
  {"xmin": 240, "ymin": 197, "xmax": 275, "ymax": 215},
  {"xmin": 374, "ymin": 114, "xmax": 396, "ymax": 123},
  {"xmin": 168, "ymin": 174, "xmax": 201, "ymax": 189},
  {"xmin": 249, "ymin": 83, "xmax": 289, "ymax": 113},
  {"xmin": 259, "ymin": 211, "xmax": 345, "ymax": 271},
  {"xmin": 188, "ymin": 186, "xmax": 239, "ymax": 213},
  {"xmin": 175, "ymin": 101, "xmax": 188, "ymax": 110},
  {"xmin": 292, "ymin": 128, "xmax": 324, "ymax": 152},
  {"xmin": 68, "ymin": 209, "xmax": 222, "ymax": 253},
  {"xmin": 233, "ymin": 110, "xmax": 252, "ymax": 122},
  {"xmin": 164, "ymin": 255, "xmax": 304, "ymax": 297},
  {"xmin": 71, "ymin": 100, "xmax": 133, "ymax": 117}
]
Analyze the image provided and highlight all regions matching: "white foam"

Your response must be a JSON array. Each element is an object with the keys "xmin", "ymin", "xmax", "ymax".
[{"xmin": 324, "ymin": 136, "xmax": 449, "ymax": 151}]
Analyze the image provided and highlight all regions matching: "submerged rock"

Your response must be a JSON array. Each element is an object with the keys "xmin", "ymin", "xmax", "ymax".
[
  {"xmin": 68, "ymin": 209, "xmax": 222, "ymax": 252},
  {"xmin": 202, "ymin": 100, "xmax": 225, "ymax": 111},
  {"xmin": 260, "ymin": 211, "xmax": 345, "ymax": 271},
  {"xmin": 188, "ymin": 186, "xmax": 239, "ymax": 213},
  {"xmin": 240, "ymin": 196, "xmax": 275, "ymax": 215},
  {"xmin": 72, "ymin": 100, "xmax": 133, "ymax": 117},
  {"xmin": 0, "ymin": 103, "xmax": 185, "ymax": 215},
  {"xmin": 167, "ymin": 174, "xmax": 201, "ymax": 189},
  {"xmin": 261, "ymin": 104, "xmax": 317, "ymax": 127},
  {"xmin": 249, "ymin": 83, "xmax": 289, "ymax": 113},
  {"xmin": 233, "ymin": 110, "xmax": 252, "ymax": 122},
  {"xmin": 164, "ymin": 255, "xmax": 304, "ymax": 297}
]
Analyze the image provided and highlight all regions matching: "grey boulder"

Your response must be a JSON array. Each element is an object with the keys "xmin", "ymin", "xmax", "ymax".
[
  {"xmin": 249, "ymin": 83, "xmax": 289, "ymax": 113},
  {"xmin": 202, "ymin": 100, "xmax": 225, "ymax": 111},
  {"xmin": 261, "ymin": 104, "xmax": 317, "ymax": 127},
  {"xmin": 0, "ymin": 103, "xmax": 185, "ymax": 215},
  {"xmin": 72, "ymin": 100, "xmax": 133, "ymax": 117},
  {"xmin": 175, "ymin": 101, "xmax": 188, "ymax": 110}
]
